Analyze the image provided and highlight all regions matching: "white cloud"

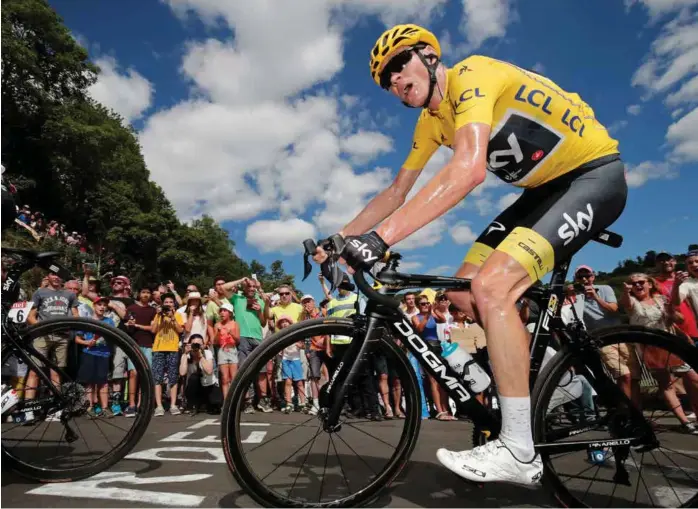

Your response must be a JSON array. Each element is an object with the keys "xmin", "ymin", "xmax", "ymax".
[
  {"xmin": 625, "ymin": 160, "xmax": 679, "ymax": 187},
  {"xmin": 394, "ymin": 217, "xmax": 448, "ymax": 251},
  {"xmin": 627, "ymin": 104, "xmax": 643, "ymax": 115},
  {"xmin": 607, "ymin": 120, "xmax": 629, "ymax": 134},
  {"xmin": 532, "ymin": 62, "xmax": 546, "ymax": 74},
  {"xmin": 88, "ymin": 57, "xmax": 154, "ymax": 123},
  {"xmin": 427, "ymin": 265, "xmax": 455, "ymax": 275},
  {"xmin": 139, "ymin": 0, "xmax": 521, "ymax": 257},
  {"xmin": 459, "ymin": 0, "xmax": 515, "ymax": 49},
  {"xmin": 497, "ymin": 191, "xmax": 521, "ymax": 211},
  {"xmin": 340, "ymin": 131, "xmax": 394, "ymax": 164},
  {"xmin": 631, "ymin": 12, "xmax": 698, "ymax": 96},
  {"xmin": 625, "ymin": 0, "xmax": 698, "ymax": 19},
  {"xmin": 666, "ymin": 106, "xmax": 698, "ymax": 160},
  {"xmin": 449, "ymin": 221, "xmax": 478, "ymax": 244},
  {"xmin": 313, "ymin": 165, "xmax": 394, "ymax": 234},
  {"xmin": 245, "ymin": 218, "xmax": 317, "ymax": 254},
  {"xmin": 665, "ymin": 74, "xmax": 698, "ymax": 105},
  {"xmin": 398, "ymin": 260, "xmax": 424, "ymax": 271}
]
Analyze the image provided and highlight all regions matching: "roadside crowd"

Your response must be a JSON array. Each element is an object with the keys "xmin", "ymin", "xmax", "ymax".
[{"xmin": 3, "ymin": 248, "xmax": 698, "ymax": 429}]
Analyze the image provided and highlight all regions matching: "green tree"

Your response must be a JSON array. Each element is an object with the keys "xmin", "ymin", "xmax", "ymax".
[{"xmin": 1, "ymin": 0, "xmax": 295, "ymax": 297}]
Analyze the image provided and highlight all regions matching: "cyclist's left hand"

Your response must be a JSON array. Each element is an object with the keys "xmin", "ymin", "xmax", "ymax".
[{"xmin": 341, "ymin": 231, "xmax": 389, "ymax": 273}]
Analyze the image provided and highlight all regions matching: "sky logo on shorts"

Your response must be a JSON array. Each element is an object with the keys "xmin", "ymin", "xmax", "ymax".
[{"xmin": 558, "ymin": 204, "xmax": 594, "ymax": 246}]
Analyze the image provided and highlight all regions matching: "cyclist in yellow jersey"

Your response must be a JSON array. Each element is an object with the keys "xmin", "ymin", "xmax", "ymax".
[{"xmin": 313, "ymin": 24, "xmax": 627, "ymax": 485}]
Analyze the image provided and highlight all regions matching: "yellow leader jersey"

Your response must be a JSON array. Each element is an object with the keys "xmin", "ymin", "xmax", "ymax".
[{"xmin": 402, "ymin": 55, "xmax": 619, "ymax": 188}]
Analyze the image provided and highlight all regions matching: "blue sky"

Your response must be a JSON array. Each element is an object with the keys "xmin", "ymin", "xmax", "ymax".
[{"xmin": 51, "ymin": 0, "xmax": 696, "ymax": 295}]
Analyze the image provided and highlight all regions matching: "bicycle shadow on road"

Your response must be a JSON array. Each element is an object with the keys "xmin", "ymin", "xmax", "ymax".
[{"xmin": 215, "ymin": 453, "xmax": 555, "ymax": 508}]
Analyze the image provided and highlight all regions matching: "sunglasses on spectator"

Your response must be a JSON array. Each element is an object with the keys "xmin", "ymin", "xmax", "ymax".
[
  {"xmin": 380, "ymin": 50, "xmax": 414, "ymax": 90},
  {"xmin": 576, "ymin": 272, "xmax": 592, "ymax": 279},
  {"xmin": 279, "ymin": 292, "xmax": 291, "ymax": 296},
  {"xmin": 418, "ymin": 301, "xmax": 430, "ymax": 306},
  {"xmin": 630, "ymin": 280, "xmax": 647, "ymax": 287}
]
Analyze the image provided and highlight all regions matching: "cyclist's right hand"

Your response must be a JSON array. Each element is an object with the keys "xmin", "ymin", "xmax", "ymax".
[{"xmin": 312, "ymin": 243, "xmax": 329, "ymax": 264}]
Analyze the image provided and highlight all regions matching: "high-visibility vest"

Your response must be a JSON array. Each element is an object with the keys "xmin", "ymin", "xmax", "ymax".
[{"xmin": 327, "ymin": 293, "xmax": 358, "ymax": 344}]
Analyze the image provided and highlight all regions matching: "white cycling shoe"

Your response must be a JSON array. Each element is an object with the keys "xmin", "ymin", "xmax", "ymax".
[{"xmin": 436, "ymin": 439, "xmax": 543, "ymax": 485}]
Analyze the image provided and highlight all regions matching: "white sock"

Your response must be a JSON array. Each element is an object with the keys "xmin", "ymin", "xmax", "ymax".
[{"xmin": 498, "ymin": 396, "xmax": 535, "ymax": 462}]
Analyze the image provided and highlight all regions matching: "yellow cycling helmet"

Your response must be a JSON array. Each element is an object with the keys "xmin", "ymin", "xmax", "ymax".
[{"xmin": 369, "ymin": 24, "xmax": 441, "ymax": 87}]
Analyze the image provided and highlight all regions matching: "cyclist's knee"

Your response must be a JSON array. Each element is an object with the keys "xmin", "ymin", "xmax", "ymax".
[{"xmin": 471, "ymin": 271, "xmax": 519, "ymax": 312}]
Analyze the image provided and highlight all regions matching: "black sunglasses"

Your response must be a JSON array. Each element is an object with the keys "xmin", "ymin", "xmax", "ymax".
[
  {"xmin": 279, "ymin": 292, "xmax": 291, "ymax": 296},
  {"xmin": 380, "ymin": 50, "xmax": 414, "ymax": 90},
  {"xmin": 576, "ymin": 272, "xmax": 593, "ymax": 279},
  {"xmin": 630, "ymin": 280, "xmax": 648, "ymax": 287}
]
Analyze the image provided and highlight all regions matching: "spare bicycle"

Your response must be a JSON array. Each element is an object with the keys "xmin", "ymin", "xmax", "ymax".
[
  {"xmin": 221, "ymin": 231, "xmax": 698, "ymax": 507},
  {"xmin": 1, "ymin": 248, "xmax": 155, "ymax": 482}
]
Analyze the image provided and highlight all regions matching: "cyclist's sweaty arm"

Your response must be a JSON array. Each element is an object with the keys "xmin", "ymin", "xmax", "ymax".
[
  {"xmin": 375, "ymin": 123, "xmax": 489, "ymax": 247},
  {"xmin": 339, "ymin": 166, "xmax": 423, "ymax": 237}
]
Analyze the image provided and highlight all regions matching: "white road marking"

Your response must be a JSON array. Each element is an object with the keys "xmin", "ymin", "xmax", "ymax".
[
  {"xmin": 161, "ymin": 431, "xmax": 218, "ymax": 443},
  {"xmin": 242, "ymin": 431, "xmax": 267, "ymax": 444},
  {"xmin": 187, "ymin": 418, "xmax": 270, "ymax": 429},
  {"xmin": 126, "ymin": 446, "xmax": 226, "ymax": 463},
  {"xmin": 27, "ymin": 471, "xmax": 212, "ymax": 507}
]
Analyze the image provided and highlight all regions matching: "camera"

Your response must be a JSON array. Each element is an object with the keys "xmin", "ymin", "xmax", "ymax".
[
  {"xmin": 161, "ymin": 304, "xmax": 171, "ymax": 314},
  {"xmin": 191, "ymin": 343, "xmax": 201, "ymax": 350}
]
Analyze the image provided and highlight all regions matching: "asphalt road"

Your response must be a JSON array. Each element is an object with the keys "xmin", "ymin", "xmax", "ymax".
[{"xmin": 2, "ymin": 412, "xmax": 696, "ymax": 507}]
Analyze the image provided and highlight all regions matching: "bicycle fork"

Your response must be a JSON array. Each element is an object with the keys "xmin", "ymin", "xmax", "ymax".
[{"xmin": 322, "ymin": 315, "xmax": 382, "ymax": 432}]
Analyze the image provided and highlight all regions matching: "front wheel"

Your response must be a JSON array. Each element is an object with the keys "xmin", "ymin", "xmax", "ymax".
[
  {"xmin": 532, "ymin": 326, "xmax": 698, "ymax": 508},
  {"xmin": 221, "ymin": 317, "xmax": 421, "ymax": 507},
  {"xmin": 2, "ymin": 317, "xmax": 155, "ymax": 482}
]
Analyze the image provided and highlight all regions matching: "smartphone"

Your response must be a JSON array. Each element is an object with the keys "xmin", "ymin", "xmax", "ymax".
[{"xmin": 84, "ymin": 262, "xmax": 97, "ymax": 272}]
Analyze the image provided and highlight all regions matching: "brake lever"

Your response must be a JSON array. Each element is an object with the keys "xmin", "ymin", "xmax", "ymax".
[
  {"xmin": 301, "ymin": 239, "xmax": 316, "ymax": 281},
  {"xmin": 301, "ymin": 235, "xmax": 347, "ymax": 290}
]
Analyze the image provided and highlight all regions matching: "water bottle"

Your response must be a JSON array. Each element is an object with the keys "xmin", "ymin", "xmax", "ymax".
[
  {"xmin": 589, "ymin": 448, "xmax": 606, "ymax": 465},
  {"xmin": 441, "ymin": 341, "xmax": 491, "ymax": 393}
]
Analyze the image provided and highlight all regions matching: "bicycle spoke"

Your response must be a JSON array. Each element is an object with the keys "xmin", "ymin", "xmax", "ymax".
[
  {"xmin": 655, "ymin": 447, "xmax": 698, "ymax": 483},
  {"xmin": 344, "ymin": 421, "xmax": 396, "ymax": 449},
  {"xmin": 631, "ymin": 450, "xmax": 655, "ymax": 508},
  {"xmin": 317, "ymin": 434, "xmax": 332, "ymax": 503},
  {"xmin": 260, "ymin": 424, "xmax": 323, "ymax": 483},
  {"xmin": 333, "ymin": 432, "xmax": 378, "ymax": 477},
  {"xmin": 247, "ymin": 415, "xmax": 317, "ymax": 454},
  {"xmin": 329, "ymin": 434, "xmax": 352, "ymax": 495},
  {"xmin": 288, "ymin": 422, "xmax": 322, "ymax": 498},
  {"xmin": 656, "ymin": 445, "xmax": 698, "ymax": 466},
  {"xmin": 649, "ymin": 449, "xmax": 683, "ymax": 507}
]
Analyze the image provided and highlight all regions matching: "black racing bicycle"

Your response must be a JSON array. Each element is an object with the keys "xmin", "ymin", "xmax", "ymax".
[
  {"xmin": 222, "ymin": 232, "xmax": 698, "ymax": 507},
  {"xmin": 1, "ymin": 248, "xmax": 155, "ymax": 482}
]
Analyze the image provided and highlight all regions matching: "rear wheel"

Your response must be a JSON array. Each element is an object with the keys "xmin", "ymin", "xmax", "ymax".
[
  {"xmin": 2, "ymin": 317, "xmax": 154, "ymax": 482},
  {"xmin": 221, "ymin": 317, "xmax": 421, "ymax": 507},
  {"xmin": 532, "ymin": 326, "xmax": 698, "ymax": 508}
]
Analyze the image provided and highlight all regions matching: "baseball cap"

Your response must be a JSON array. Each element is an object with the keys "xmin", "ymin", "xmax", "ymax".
[
  {"xmin": 686, "ymin": 250, "xmax": 698, "ymax": 258},
  {"xmin": 301, "ymin": 294, "xmax": 315, "ymax": 302},
  {"xmin": 655, "ymin": 251, "xmax": 674, "ymax": 261},
  {"xmin": 574, "ymin": 265, "xmax": 594, "ymax": 276},
  {"xmin": 92, "ymin": 295, "xmax": 110, "ymax": 305},
  {"xmin": 220, "ymin": 301, "xmax": 235, "ymax": 314}
]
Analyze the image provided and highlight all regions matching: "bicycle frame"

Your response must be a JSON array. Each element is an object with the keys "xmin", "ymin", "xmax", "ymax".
[
  {"xmin": 323, "ymin": 262, "xmax": 571, "ymax": 432},
  {"xmin": 323, "ymin": 256, "xmax": 655, "ymax": 456}
]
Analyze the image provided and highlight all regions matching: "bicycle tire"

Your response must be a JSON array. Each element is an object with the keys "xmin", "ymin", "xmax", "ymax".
[
  {"xmin": 221, "ymin": 317, "xmax": 421, "ymax": 507},
  {"xmin": 531, "ymin": 325, "xmax": 698, "ymax": 508},
  {"xmin": 1, "ymin": 317, "xmax": 155, "ymax": 482}
]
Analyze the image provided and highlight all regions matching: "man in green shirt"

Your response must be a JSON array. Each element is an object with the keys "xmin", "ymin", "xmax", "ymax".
[{"xmin": 221, "ymin": 276, "xmax": 273, "ymax": 413}]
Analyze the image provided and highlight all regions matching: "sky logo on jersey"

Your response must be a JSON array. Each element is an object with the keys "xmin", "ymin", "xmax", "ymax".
[{"xmin": 558, "ymin": 204, "xmax": 594, "ymax": 246}]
